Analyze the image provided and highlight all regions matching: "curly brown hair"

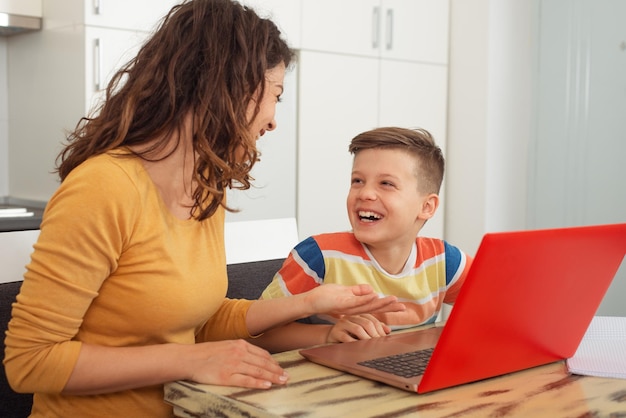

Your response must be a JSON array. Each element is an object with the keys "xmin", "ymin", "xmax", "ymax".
[{"xmin": 56, "ymin": 0, "xmax": 294, "ymax": 220}]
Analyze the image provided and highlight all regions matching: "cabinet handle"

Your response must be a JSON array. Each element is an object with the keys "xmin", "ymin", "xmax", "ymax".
[
  {"xmin": 372, "ymin": 6, "xmax": 380, "ymax": 49},
  {"xmin": 93, "ymin": 38, "xmax": 102, "ymax": 91},
  {"xmin": 93, "ymin": 0, "xmax": 101, "ymax": 15},
  {"xmin": 386, "ymin": 9, "xmax": 393, "ymax": 50}
]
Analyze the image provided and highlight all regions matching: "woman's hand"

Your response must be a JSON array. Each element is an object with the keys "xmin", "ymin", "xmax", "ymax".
[
  {"xmin": 327, "ymin": 314, "xmax": 391, "ymax": 343},
  {"xmin": 246, "ymin": 283, "xmax": 404, "ymax": 336},
  {"xmin": 303, "ymin": 283, "xmax": 405, "ymax": 317},
  {"xmin": 187, "ymin": 340, "xmax": 288, "ymax": 389},
  {"xmin": 63, "ymin": 340, "xmax": 288, "ymax": 395}
]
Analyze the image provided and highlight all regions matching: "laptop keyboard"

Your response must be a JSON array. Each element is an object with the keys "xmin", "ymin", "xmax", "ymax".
[{"xmin": 357, "ymin": 347, "xmax": 434, "ymax": 378}]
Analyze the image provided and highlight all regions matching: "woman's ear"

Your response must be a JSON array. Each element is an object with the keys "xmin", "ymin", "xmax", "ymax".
[{"xmin": 418, "ymin": 193, "xmax": 440, "ymax": 221}]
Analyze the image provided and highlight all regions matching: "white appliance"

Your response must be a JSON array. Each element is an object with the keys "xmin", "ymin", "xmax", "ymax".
[{"xmin": 0, "ymin": 0, "xmax": 41, "ymax": 36}]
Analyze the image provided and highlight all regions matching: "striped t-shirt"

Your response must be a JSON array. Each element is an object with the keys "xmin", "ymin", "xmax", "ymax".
[{"xmin": 261, "ymin": 232, "xmax": 472, "ymax": 328}]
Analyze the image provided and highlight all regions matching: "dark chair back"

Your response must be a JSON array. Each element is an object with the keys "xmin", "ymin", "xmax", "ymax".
[
  {"xmin": 1, "ymin": 281, "xmax": 33, "ymax": 418},
  {"xmin": 226, "ymin": 258, "xmax": 285, "ymax": 300}
]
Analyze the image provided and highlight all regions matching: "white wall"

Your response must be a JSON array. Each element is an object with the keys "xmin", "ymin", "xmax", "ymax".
[
  {"xmin": 446, "ymin": 0, "xmax": 534, "ymax": 255},
  {"xmin": 530, "ymin": 0, "xmax": 626, "ymax": 316},
  {"xmin": 0, "ymin": 38, "xmax": 8, "ymax": 197},
  {"xmin": 447, "ymin": 0, "xmax": 626, "ymax": 316}
]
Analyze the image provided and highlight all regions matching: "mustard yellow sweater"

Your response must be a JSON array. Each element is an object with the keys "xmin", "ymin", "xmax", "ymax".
[{"xmin": 4, "ymin": 151, "xmax": 253, "ymax": 417}]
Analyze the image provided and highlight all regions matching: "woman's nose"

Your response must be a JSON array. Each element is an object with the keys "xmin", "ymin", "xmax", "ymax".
[{"xmin": 266, "ymin": 118, "xmax": 277, "ymax": 132}]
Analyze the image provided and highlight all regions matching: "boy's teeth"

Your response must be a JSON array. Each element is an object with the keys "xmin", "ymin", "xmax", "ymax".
[{"xmin": 359, "ymin": 211, "xmax": 381, "ymax": 220}]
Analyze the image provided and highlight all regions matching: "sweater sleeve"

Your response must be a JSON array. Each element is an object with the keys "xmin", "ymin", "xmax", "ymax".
[
  {"xmin": 4, "ymin": 158, "xmax": 140, "ymax": 393},
  {"xmin": 195, "ymin": 298, "xmax": 255, "ymax": 342}
]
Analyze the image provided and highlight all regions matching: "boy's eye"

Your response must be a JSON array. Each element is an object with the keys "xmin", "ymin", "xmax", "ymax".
[{"xmin": 351, "ymin": 178, "xmax": 363, "ymax": 185}]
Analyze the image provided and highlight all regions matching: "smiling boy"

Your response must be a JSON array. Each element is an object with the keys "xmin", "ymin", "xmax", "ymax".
[{"xmin": 253, "ymin": 127, "xmax": 473, "ymax": 353}]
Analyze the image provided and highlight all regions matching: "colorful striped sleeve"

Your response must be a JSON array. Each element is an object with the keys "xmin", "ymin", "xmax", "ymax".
[
  {"xmin": 443, "ymin": 240, "xmax": 473, "ymax": 303},
  {"xmin": 260, "ymin": 237, "xmax": 326, "ymax": 299}
]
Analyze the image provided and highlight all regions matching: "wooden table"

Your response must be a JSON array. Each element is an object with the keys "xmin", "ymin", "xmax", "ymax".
[{"xmin": 164, "ymin": 348, "xmax": 626, "ymax": 417}]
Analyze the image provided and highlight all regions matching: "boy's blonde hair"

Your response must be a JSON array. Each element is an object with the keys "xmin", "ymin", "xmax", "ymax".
[{"xmin": 348, "ymin": 127, "xmax": 444, "ymax": 194}]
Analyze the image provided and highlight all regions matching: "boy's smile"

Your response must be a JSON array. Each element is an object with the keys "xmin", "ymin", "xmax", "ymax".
[{"xmin": 358, "ymin": 211, "xmax": 382, "ymax": 222}]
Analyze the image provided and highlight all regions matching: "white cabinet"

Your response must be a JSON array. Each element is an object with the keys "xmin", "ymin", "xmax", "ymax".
[
  {"xmin": 42, "ymin": 0, "xmax": 180, "ymax": 112},
  {"xmin": 300, "ymin": 0, "xmax": 379, "ymax": 57},
  {"xmin": 297, "ymin": 52, "xmax": 379, "ymax": 239},
  {"xmin": 379, "ymin": 60, "xmax": 448, "ymax": 239},
  {"xmin": 296, "ymin": 0, "xmax": 449, "ymax": 239},
  {"xmin": 300, "ymin": 0, "xmax": 448, "ymax": 64},
  {"xmin": 0, "ymin": 0, "xmax": 42, "ymax": 17},
  {"xmin": 82, "ymin": 0, "xmax": 177, "ymax": 32},
  {"xmin": 379, "ymin": 0, "xmax": 449, "ymax": 63},
  {"xmin": 83, "ymin": 26, "xmax": 147, "ymax": 112},
  {"xmin": 7, "ymin": 1, "xmax": 177, "ymax": 201},
  {"xmin": 42, "ymin": 0, "xmax": 177, "ymax": 32}
]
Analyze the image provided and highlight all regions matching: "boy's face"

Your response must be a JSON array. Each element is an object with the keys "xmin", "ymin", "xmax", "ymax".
[{"xmin": 347, "ymin": 148, "xmax": 436, "ymax": 249}]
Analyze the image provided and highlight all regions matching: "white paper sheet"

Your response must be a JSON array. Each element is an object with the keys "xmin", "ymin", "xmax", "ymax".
[{"xmin": 566, "ymin": 316, "xmax": 626, "ymax": 379}]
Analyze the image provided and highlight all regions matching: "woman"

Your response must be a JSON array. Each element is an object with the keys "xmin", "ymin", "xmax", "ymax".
[{"xmin": 3, "ymin": 1, "xmax": 403, "ymax": 416}]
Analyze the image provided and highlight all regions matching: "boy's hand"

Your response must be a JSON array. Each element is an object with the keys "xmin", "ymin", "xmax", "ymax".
[{"xmin": 327, "ymin": 314, "xmax": 391, "ymax": 343}]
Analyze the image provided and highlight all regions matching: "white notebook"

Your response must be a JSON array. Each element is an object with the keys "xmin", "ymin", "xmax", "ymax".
[{"xmin": 567, "ymin": 316, "xmax": 626, "ymax": 379}]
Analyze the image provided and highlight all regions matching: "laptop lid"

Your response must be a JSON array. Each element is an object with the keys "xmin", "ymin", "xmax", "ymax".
[{"xmin": 300, "ymin": 223, "xmax": 626, "ymax": 393}]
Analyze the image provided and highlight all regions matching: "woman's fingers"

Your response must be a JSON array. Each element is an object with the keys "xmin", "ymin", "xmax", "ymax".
[
  {"xmin": 190, "ymin": 340, "xmax": 289, "ymax": 389},
  {"xmin": 310, "ymin": 284, "xmax": 405, "ymax": 316},
  {"xmin": 338, "ymin": 293, "xmax": 405, "ymax": 316}
]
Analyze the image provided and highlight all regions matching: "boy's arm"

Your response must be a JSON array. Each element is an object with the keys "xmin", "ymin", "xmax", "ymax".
[
  {"xmin": 249, "ymin": 314, "xmax": 392, "ymax": 353},
  {"xmin": 248, "ymin": 322, "xmax": 331, "ymax": 353}
]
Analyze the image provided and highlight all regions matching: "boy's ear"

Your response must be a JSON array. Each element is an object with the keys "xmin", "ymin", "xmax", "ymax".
[{"xmin": 418, "ymin": 193, "xmax": 439, "ymax": 220}]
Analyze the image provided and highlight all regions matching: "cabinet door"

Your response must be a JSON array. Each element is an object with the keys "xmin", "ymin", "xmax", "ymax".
[
  {"xmin": 84, "ymin": 26, "xmax": 148, "ymax": 114},
  {"xmin": 300, "ymin": 0, "xmax": 380, "ymax": 57},
  {"xmin": 241, "ymin": 0, "xmax": 302, "ymax": 49},
  {"xmin": 379, "ymin": 61, "xmax": 448, "ymax": 146},
  {"xmin": 84, "ymin": 0, "xmax": 179, "ymax": 32},
  {"xmin": 297, "ymin": 51, "xmax": 379, "ymax": 239},
  {"xmin": 380, "ymin": 0, "xmax": 449, "ymax": 63},
  {"xmin": 379, "ymin": 60, "xmax": 448, "ymax": 238}
]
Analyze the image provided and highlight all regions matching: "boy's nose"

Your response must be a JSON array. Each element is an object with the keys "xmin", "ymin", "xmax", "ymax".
[{"xmin": 358, "ymin": 185, "xmax": 377, "ymax": 201}]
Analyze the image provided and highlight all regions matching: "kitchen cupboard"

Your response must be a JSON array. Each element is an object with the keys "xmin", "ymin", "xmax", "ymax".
[
  {"xmin": 300, "ymin": 0, "xmax": 448, "ymax": 64},
  {"xmin": 7, "ymin": 0, "xmax": 299, "ymax": 211},
  {"xmin": 81, "ymin": 0, "xmax": 176, "ymax": 31},
  {"xmin": 7, "ymin": 0, "xmax": 178, "ymax": 201},
  {"xmin": 296, "ymin": 51, "xmax": 379, "ymax": 239},
  {"xmin": 296, "ymin": 0, "xmax": 449, "ymax": 239}
]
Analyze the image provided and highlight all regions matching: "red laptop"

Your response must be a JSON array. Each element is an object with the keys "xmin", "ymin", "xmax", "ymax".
[{"xmin": 299, "ymin": 223, "xmax": 626, "ymax": 393}]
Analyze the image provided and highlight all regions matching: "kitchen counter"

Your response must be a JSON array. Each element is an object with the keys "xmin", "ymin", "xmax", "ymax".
[{"xmin": 0, "ymin": 201, "xmax": 45, "ymax": 232}]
